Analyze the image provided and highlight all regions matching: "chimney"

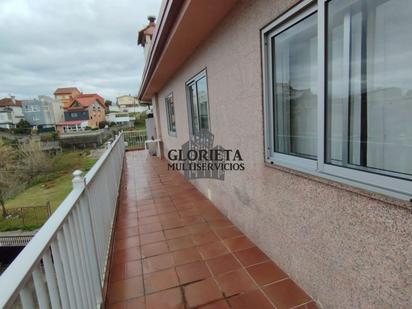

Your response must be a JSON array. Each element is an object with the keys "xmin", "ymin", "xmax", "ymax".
[{"xmin": 138, "ymin": 16, "xmax": 156, "ymax": 60}]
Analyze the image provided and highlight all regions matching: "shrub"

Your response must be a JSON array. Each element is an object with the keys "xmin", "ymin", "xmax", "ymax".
[{"xmin": 99, "ymin": 121, "xmax": 108, "ymax": 129}]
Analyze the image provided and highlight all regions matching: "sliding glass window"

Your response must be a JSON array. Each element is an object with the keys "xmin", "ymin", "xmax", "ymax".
[
  {"xmin": 262, "ymin": 0, "xmax": 412, "ymax": 199},
  {"xmin": 272, "ymin": 11, "xmax": 318, "ymax": 160},
  {"xmin": 326, "ymin": 0, "xmax": 412, "ymax": 179},
  {"xmin": 165, "ymin": 94, "xmax": 176, "ymax": 135},
  {"xmin": 186, "ymin": 71, "xmax": 209, "ymax": 135}
]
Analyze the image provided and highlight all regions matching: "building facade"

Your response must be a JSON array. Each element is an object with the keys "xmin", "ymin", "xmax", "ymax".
[
  {"xmin": 57, "ymin": 93, "xmax": 106, "ymax": 133},
  {"xmin": 21, "ymin": 96, "xmax": 62, "ymax": 129},
  {"xmin": 0, "ymin": 97, "xmax": 24, "ymax": 129},
  {"xmin": 137, "ymin": 1, "xmax": 412, "ymax": 308},
  {"xmin": 54, "ymin": 87, "xmax": 81, "ymax": 109},
  {"xmin": 116, "ymin": 95, "xmax": 148, "ymax": 113},
  {"xmin": 106, "ymin": 112, "xmax": 135, "ymax": 126}
]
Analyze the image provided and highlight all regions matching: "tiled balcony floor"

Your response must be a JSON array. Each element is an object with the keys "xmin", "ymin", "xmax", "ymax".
[{"xmin": 106, "ymin": 151, "xmax": 319, "ymax": 309}]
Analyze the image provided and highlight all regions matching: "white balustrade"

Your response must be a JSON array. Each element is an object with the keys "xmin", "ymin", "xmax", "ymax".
[{"xmin": 0, "ymin": 133, "xmax": 126, "ymax": 309}]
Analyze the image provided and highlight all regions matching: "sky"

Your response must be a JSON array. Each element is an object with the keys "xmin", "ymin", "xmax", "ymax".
[{"xmin": 0, "ymin": 0, "xmax": 162, "ymax": 102}]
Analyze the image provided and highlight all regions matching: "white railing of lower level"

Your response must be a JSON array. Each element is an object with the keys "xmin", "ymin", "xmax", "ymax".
[{"xmin": 0, "ymin": 133, "xmax": 126, "ymax": 309}]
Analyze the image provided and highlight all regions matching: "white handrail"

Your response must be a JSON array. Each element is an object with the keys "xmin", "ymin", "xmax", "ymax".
[{"xmin": 0, "ymin": 133, "xmax": 125, "ymax": 308}]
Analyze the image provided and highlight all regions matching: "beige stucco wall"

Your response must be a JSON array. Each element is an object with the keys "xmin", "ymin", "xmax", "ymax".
[{"xmin": 153, "ymin": 0, "xmax": 412, "ymax": 307}]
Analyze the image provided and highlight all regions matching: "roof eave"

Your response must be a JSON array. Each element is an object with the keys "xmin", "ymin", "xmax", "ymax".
[{"xmin": 137, "ymin": 0, "xmax": 237, "ymax": 101}]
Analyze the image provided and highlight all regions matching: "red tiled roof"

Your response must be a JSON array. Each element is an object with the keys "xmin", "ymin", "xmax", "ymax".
[
  {"xmin": 68, "ymin": 93, "xmax": 105, "ymax": 109},
  {"xmin": 0, "ymin": 98, "xmax": 22, "ymax": 107},
  {"xmin": 54, "ymin": 87, "xmax": 81, "ymax": 95}
]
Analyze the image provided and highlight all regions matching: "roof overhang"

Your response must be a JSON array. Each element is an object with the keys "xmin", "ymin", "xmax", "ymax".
[{"xmin": 138, "ymin": 0, "xmax": 237, "ymax": 101}]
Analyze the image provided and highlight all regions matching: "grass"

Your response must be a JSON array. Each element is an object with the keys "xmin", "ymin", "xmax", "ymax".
[
  {"xmin": 134, "ymin": 120, "xmax": 146, "ymax": 131},
  {"xmin": 0, "ymin": 151, "xmax": 98, "ymax": 232}
]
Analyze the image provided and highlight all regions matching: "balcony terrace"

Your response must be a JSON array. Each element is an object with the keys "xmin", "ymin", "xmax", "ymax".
[{"xmin": 0, "ymin": 134, "xmax": 318, "ymax": 308}]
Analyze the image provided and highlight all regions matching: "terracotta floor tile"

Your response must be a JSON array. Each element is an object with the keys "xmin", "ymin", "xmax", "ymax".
[
  {"xmin": 125, "ymin": 260, "xmax": 142, "ymax": 278},
  {"xmin": 145, "ymin": 287, "xmax": 184, "ymax": 309},
  {"xmin": 172, "ymin": 247, "xmax": 202, "ymax": 265},
  {"xmin": 263, "ymin": 279, "xmax": 311, "ymax": 309},
  {"xmin": 229, "ymin": 289, "xmax": 274, "ymax": 309},
  {"xmin": 181, "ymin": 215, "xmax": 204, "ymax": 226},
  {"xmin": 176, "ymin": 260, "xmax": 211, "ymax": 284},
  {"xmin": 144, "ymin": 268, "xmax": 179, "ymax": 294},
  {"xmin": 115, "ymin": 236, "xmax": 140, "ymax": 251},
  {"xmin": 167, "ymin": 236, "xmax": 194, "ymax": 251},
  {"xmin": 161, "ymin": 220, "xmax": 184, "ymax": 230},
  {"xmin": 246, "ymin": 261, "xmax": 287, "ymax": 286},
  {"xmin": 140, "ymin": 231, "xmax": 166, "ymax": 245},
  {"xmin": 137, "ymin": 205, "xmax": 156, "ymax": 212},
  {"xmin": 164, "ymin": 227, "xmax": 188, "ymax": 239},
  {"xmin": 187, "ymin": 222, "xmax": 210, "ymax": 235},
  {"xmin": 125, "ymin": 297, "xmax": 146, "ymax": 309},
  {"xmin": 113, "ymin": 247, "xmax": 141, "ymax": 265},
  {"xmin": 234, "ymin": 247, "xmax": 270, "ymax": 267},
  {"xmin": 142, "ymin": 253, "xmax": 174, "ymax": 274},
  {"xmin": 139, "ymin": 223, "xmax": 163, "ymax": 234},
  {"xmin": 199, "ymin": 299, "xmax": 230, "ymax": 309},
  {"xmin": 191, "ymin": 231, "xmax": 219, "ymax": 245},
  {"xmin": 178, "ymin": 209, "xmax": 200, "ymax": 217},
  {"xmin": 116, "ymin": 226, "xmax": 139, "ymax": 240},
  {"xmin": 206, "ymin": 254, "xmax": 241, "ymax": 276},
  {"xmin": 137, "ymin": 199, "xmax": 155, "ymax": 207},
  {"xmin": 214, "ymin": 226, "xmax": 243, "ymax": 240},
  {"xmin": 198, "ymin": 241, "xmax": 229, "ymax": 259},
  {"xmin": 141, "ymin": 241, "xmax": 169, "ymax": 258},
  {"xmin": 139, "ymin": 216, "xmax": 160, "ymax": 225},
  {"xmin": 184, "ymin": 278, "xmax": 223, "ymax": 308},
  {"xmin": 223, "ymin": 236, "xmax": 254, "ymax": 252},
  {"xmin": 159, "ymin": 213, "xmax": 180, "ymax": 222},
  {"xmin": 109, "ymin": 276, "xmax": 144, "ymax": 303},
  {"xmin": 156, "ymin": 205, "xmax": 178, "ymax": 214},
  {"xmin": 138, "ymin": 209, "xmax": 157, "ymax": 218},
  {"xmin": 106, "ymin": 152, "xmax": 316, "ymax": 308},
  {"xmin": 208, "ymin": 219, "xmax": 233, "ymax": 229},
  {"xmin": 118, "ymin": 218, "xmax": 139, "ymax": 228},
  {"xmin": 110, "ymin": 264, "xmax": 124, "ymax": 282},
  {"xmin": 216, "ymin": 269, "xmax": 256, "ymax": 297}
]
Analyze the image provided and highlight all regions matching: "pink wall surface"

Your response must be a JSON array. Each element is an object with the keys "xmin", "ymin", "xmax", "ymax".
[{"xmin": 151, "ymin": 0, "xmax": 412, "ymax": 307}]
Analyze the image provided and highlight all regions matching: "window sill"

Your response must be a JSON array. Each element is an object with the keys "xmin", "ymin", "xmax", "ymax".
[{"xmin": 264, "ymin": 160, "xmax": 412, "ymax": 211}]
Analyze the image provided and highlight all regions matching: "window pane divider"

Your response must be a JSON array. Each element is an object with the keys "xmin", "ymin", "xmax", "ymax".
[{"xmin": 317, "ymin": 0, "xmax": 325, "ymax": 172}]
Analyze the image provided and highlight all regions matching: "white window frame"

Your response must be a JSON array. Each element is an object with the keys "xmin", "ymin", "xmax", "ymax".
[
  {"xmin": 262, "ymin": 0, "xmax": 412, "ymax": 201},
  {"xmin": 165, "ymin": 93, "xmax": 177, "ymax": 136},
  {"xmin": 185, "ymin": 69, "xmax": 211, "ymax": 136}
]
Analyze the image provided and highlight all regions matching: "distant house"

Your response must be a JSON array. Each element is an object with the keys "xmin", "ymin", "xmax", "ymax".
[
  {"xmin": 106, "ymin": 112, "xmax": 135, "ymax": 126},
  {"xmin": 0, "ymin": 97, "xmax": 24, "ymax": 129},
  {"xmin": 116, "ymin": 95, "xmax": 148, "ymax": 113},
  {"xmin": 21, "ymin": 96, "xmax": 62, "ymax": 129},
  {"xmin": 54, "ymin": 87, "xmax": 81, "ymax": 109},
  {"xmin": 57, "ymin": 93, "xmax": 106, "ymax": 133}
]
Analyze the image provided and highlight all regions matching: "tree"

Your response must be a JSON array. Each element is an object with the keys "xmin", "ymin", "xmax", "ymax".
[
  {"xmin": 0, "ymin": 139, "xmax": 51, "ymax": 218},
  {"xmin": 19, "ymin": 139, "xmax": 51, "ymax": 178},
  {"xmin": 104, "ymin": 100, "xmax": 112, "ymax": 108},
  {"xmin": 13, "ymin": 119, "xmax": 32, "ymax": 134},
  {"xmin": 0, "ymin": 142, "xmax": 21, "ymax": 218}
]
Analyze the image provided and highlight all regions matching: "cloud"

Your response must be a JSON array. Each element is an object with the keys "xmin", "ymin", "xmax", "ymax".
[{"xmin": 0, "ymin": 0, "xmax": 162, "ymax": 101}]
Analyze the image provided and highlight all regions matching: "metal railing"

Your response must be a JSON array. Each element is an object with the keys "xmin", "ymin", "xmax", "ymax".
[
  {"xmin": 0, "ymin": 235, "xmax": 34, "ymax": 247},
  {"xmin": 0, "ymin": 133, "xmax": 125, "ymax": 308},
  {"xmin": 123, "ymin": 130, "xmax": 147, "ymax": 150}
]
